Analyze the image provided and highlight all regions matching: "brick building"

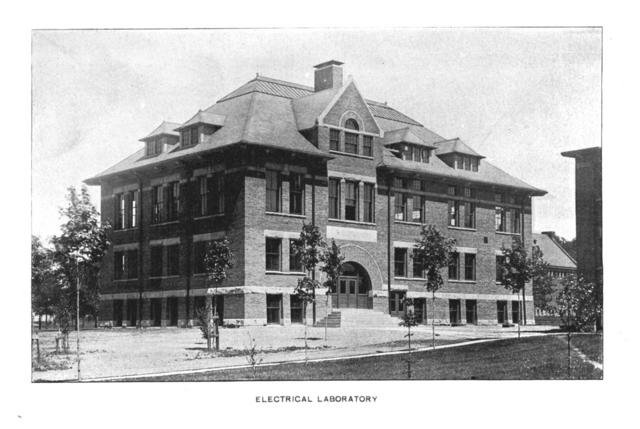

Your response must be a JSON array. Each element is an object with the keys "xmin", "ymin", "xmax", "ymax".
[
  {"xmin": 85, "ymin": 60, "xmax": 546, "ymax": 328},
  {"xmin": 561, "ymin": 147, "xmax": 602, "ymax": 328}
]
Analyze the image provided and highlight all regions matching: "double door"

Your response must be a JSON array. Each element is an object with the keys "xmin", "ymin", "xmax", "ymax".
[{"xmin": 336, "ymin": 276, "xmax": 369, "ymax": 309}]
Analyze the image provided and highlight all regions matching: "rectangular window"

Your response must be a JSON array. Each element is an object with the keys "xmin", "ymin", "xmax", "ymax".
[
  {"xmin": 395, "ymin": 193, "xmax": 407, "ymax": 221},
  {"xmin": 166, "ymin": 245, "xmax": 180, "ymax": 276},
  {"xmin": 198, "ymin": 176, "xmax": 208, "ymax": 216},
  {"xmin": 344, "ymin": 180, "xmax": 359, "ymax": 221},
  {"xmin": 421, "ymin": 148, "xmax": 430, "ymax": 163},
  {"xmin": 329, "ymin": 129, "xmax": 340, "ymax": 151},
  {"xmin": 193, "ymin": 241, "xmax": 208, "ymax": 274},
  {"xmin": 344, "ymin": 132, "xmax": 358, "ymax": 154},
  {"xmin": 265, "ymin": 238, "xmax": 281, "ymax": 271},
  {"xmin": 393, "ymin": 177, "xmax": 404, "ymax": 189},
  {"xmin": 328, "ymin": 178, "xmax": 340, "ymax": 219},
  {"xmin": 412, "ymin": 195, "xmax": 424, "ymax": 223},
  {"xmin": 448, "ymin": 252, "xmax": 459, "ymax": 280},
  {"xmin": 289, "ymin": 239, "xmax": 302, "ymax": 272},
  {"xmin": 129, "ymin": 191, "xmax": 137, "ymax": 228},
  {"xmin": 412, "ymin": 249, "xmax": 423, "ymax": 278},
  {"xmin": 150, "ymin": 246, "xmax": 163, "ymax": 277},
  {"xmin": 463, "ymin": 156, "xmax": 471, "ymax": 170},
  {"xmin": 114, "ymin": 251, "xmax": 125, "ymax": 280},
  {"xmin": 190, "ymin": 127, "xmax": 199, "ymax": 146},
  {"xmin": 449, "ymin": 200, "xmax": 460, "ymax": 227},
  {"xmin": 289, "ymin": 173, "xmax": 304, "ymax": 215},
  {"xmin": 363, "ymin": 183, "xmax": 375, "ymax": 223},
  {"xmin": 362, "ymin": 135, "xmax": 373, "ymax": 157},
  {"xmin": 463, "ymin": 202, "xmax": 475, "ymax": 228},
  {"xmin": 181, "ymin": 131, "xmax": 190, "ymax": 146},
  {"xmin": 454, "ymin": 155, "xmax": 462, "ymax": 169},
  {"xmin": 167, "ymin": 182, "xmax": 180, "ymax": 221},
  {"xmin": 464, "ymin": 253, "xmax": 476, "ymax": 281},
  {"xmin": 511, "ymin": 209, "xmax": 521, "ymax": 234},
  {"xmin": 496, "ymin": 255, "xmax": 505, "ymax": 283},
  {"xmin": 265, "ymin": 170, "xmax": 281, "ymax": 212},
  {"xmin": 114, "ymin": 193, "xmax": 123, "ymax": 229},
  {"xmin": 394, "ymin": 248, "xmax": 407, "ymax": 277},
  {"xmin": 471, "ymin": 158, "xmax": 478, "ymax": 172},
  {"xmin": 126, "ymin": 250, "xmax": 138, "ymax": 279},
  {"xmin": 152, "ymin": 185, "xmax": 164, "ymax": 224},
  {"xmin": 495, "ymin": 206, "xmax": 506, "ymax": 232},
  {"xmin": 211, "ymin": 174, "xmax": 225, "ymax": 214}
]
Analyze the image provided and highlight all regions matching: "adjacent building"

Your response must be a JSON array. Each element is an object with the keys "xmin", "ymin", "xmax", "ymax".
[
  {"xmin": 85, "ymin": 60, "xmax": 546, "ymax": 328},
  {"xmin": 532, "ymin": 231, "xmax": 577, "ymax": 324}
]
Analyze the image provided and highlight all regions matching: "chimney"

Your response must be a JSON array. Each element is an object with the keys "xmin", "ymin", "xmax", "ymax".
[{"xmin": 314, "ymin": 60, "xmax": 344, "ymax": 92}]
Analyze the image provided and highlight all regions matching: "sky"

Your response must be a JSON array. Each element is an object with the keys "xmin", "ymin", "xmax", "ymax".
[{"xmin": 32, "ymin": 28, "xmax": 601, "ymax": 242}]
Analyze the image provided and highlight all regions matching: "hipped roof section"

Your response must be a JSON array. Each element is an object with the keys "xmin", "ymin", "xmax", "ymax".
[
  {"xmin": 435, "ymin": 138, "xmax": 485, "ymax": 158},
  {"xmin": 138, "ymin": 121, "xmax": 181, "ymax": 142}
]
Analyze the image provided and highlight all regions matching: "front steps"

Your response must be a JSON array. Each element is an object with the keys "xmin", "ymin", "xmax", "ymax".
[{"xmin": 314, "ymin": 308, "xmax": 404, "ymax": 328}]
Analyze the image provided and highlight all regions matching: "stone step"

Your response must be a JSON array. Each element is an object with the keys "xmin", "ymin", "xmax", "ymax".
[{"xmin": 314, "ymin": 309, "xmax": 405, "ymax": 328}]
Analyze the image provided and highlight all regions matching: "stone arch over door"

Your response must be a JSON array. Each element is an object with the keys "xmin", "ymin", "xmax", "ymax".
[{"xmin": 338, "ymin": 244, "xmax": 384, "ymax": 292}]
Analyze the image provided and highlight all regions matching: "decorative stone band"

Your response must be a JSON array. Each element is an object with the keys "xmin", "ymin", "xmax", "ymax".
[
  {"xmin": 327, "ymin": 170, "xmax": 377, "ymax": 184},
  {"xmin": 327, "ymin": 225, "xmax": 377, "ymax": 243},
  {"xmin": 112, "ymin": 183, "xmax": 139, "ymax": 194},
  {"xmin": 193, "ymin": 232, "xmax": 225, "ymax": 242},
  {"xmin": 100, "ymin": 286, "xmax": 330, "ymax": 300},
  {"xmin": 113, "ymin": 242, "xmax": 139, "ymax": 251},
  {"xmin": 263, "ymin": 230, "xmax": 301, "ymax": 239},
  {"xmin": 455, "ymin": 246, "xmax": 477, "ymax": 254},
  {"xmin": 149, "ymin": 173, "xmax": 181, "ymax": 186},
  {"xmin": 372, "ymin": 290, "xmax": 533, "ymax": 301},
  {"xmin": 149, "ymin": 237, "xmax": 180, "ymax": 246}
]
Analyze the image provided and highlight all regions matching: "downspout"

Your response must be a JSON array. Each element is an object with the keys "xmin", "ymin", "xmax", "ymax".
[
  {"xmin": 387, "ymin": 173, "xmax": 392, "ymax": 315},
  {"xmin": 184, "ymin": 167, "xmax": 194, "ymax": 327},
  {"xmin": 136, "ymin": 174, "xmax": 144, "ymax": 328}
]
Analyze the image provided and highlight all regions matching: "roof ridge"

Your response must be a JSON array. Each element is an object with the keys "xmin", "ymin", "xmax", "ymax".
[{"xmin": 253, "ymin": 75, "xmax": 314, "ymax": 91}]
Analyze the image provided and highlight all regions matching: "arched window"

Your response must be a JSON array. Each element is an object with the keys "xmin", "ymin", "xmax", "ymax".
[{"xmin": 345, "ymin": 118, "xmax": 359, "ymax": 131}]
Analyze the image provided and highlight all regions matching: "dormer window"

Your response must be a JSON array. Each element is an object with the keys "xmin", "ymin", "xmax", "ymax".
[
  {"xmin": 181, "ymin": 127, "xmax": 200, "ymax": 147},
  {"xmin": 399, "ymin": 144, "xmax": 431, "ymax": 163},
  {"xmin": 449, "ymin": 154, "xmax": 479, "ymax": 171},
  {"xmin": 145, "ymin": 138, "xmax": 163, "ymax": 156}
]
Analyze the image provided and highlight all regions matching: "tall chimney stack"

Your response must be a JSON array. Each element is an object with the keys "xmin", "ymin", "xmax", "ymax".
[{"xmin": 314, "ymin": 60, "xmax": 344, "ymax": 92}]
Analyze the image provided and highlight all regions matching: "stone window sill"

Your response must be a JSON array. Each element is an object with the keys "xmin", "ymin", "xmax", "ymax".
[
  {"xmin": 395, "ymin": 220, "xmax": 423, "ymax": 226},
  {"xmin": 113, "ymin": 227, "xmax": 138, "ymax": 232},
  {"xmin": 448, "ymin": 226, "xmax": 477, "ymax": 232},
  {"xmin": 394, "ymin": 277, "xmax": 427, "ymax": 282},
  {"xmin": 328, "ymin": 218, "xmax": 376, "ymax": 227},
  {"xmin": 148, "ymin": 275, "xmax": 181, "ymax": 280},
  {"xmin": 265, "ymin": 211, "xmax": 306, "ymax": 219},
  {"xmin": 150, "ymin": 220, "xmax": 179, "ymax": 227},
  {"xmin": 194, "ymin": 213, "xmax": 225, "ymax": 221},
  {"xmin": 329, "ymin": 150, "xmax": 374, "ymax": 160},
  {"xmin": 265, "ymin": 271, "xmax": 306, "ymax": 276},
  {"xmin": 448, "ymin": 279, "xmax": 477, "ymax": 284},
  {"xmin": 496, "ymin": 231, "xmax": 521, "ymax": 236},
  {"xmin": 113, "ymin": 278, "xmax": 138, "ymax": 282}
]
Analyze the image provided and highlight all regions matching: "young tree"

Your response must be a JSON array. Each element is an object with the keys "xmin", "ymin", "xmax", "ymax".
[
  {"xmin": 413, "ymin": 225, "xmax": 456, "ymax": 349},
  {"xmin": 319, "ymin": 239, "xmax": 344, "ymax": 339},
  {"xmin": 203, "ymin": 237, "xmax": 234, "ymax": 351},
  {"xmin": 557, "ymin": 275, "xmax": 601, "ymax": 332},
  {"xmin": 400, "ymin": 297, "xmax": 418, "ymax": 379},
  {"xmin": 32, "ymin": 236, "xmax": 56, "ymax": 329},
  {"xmin": 50, "ymin": 186, "xmax": 110, "ymax": 337},
  {"xmin": 292, "ymin": 222, "xmax": 326, "ymax": 325}
]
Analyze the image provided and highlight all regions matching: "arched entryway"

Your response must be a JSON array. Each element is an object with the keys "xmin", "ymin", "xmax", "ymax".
[{"xmin": 331, "ymin": 262, "xmax": 372, "ymax": 309}]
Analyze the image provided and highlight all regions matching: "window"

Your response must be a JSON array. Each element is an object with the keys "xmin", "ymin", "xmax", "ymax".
[
  {"xmin": 329, "ymin": 129, "xmax": 340, "ymax": 151},
  {"xmin": 198, "ymin": 176, "xmax": 208, "ymax": 216},
  {"xmin": 495, "ymin": 206, "xmax": 506, "ymax": 232},
  {"xmin": 362, "ymin": 135, "xmax": 372, "ymax": 157},
  {"xmin": 511, "ymin": 208, "xmax": 521, "ymax": 234},
  {"xmin": 150, "ymin": 247, "xmax": 163, "ymax": 277},
  {"xmin": 463, "ymin": 201, "xmax": 475, "ymax": 228},
  {"xmin": 211, "ymin": 174, "xmax": 225, "ymax": 214},
  {"xmin": 464, "ymin": 254, "xmax": 476, "ymax": 281},
  {"xmin": 395, "ymin": 193, "xmax": 407, "ymax": 221},
  {"xmin": 471, "ymin": 157, "xmax": 478, "ymax": 172},
  {"xmin": 394, "ymin": 248, "xmax": 407, "ymax": 277},
  {"xmin": 344, "ymin": 132, "xmax": 358, "ymax": 154},
  {"xmin": 363, "ymin": 183, "xmax": 375, "ymax": 223},
  {"xmin": 421, "ymin": 148, "xmax": 430, "ymax": 163},
  {"xmin": 167, "ymin": 182, "xmax": 180, "ymax": 221},
  {"xmin": 344, "ymin": 181, "xmax": 359, "ymax": 221},
  {"xmin": 463, "ymin": 156, "xmax": 471, "ymax": 170},
  {"xmin": 181, "ymin": 130, "xmax": 190, "ymax": 146},
  {"xmin": 146, "ymin": 139, "xmax": 162, "ymax": 156},
  {"xmin": 394, "ymin": 177, "xmax": 406, "ymax": 189},
  {"xmin": 412, "ymin": 249, "xmax": 424, "ymax": 278},
  {"xmin": 129, "ymin": 191, "xmax": 137, "ymax": 228},
  {"xmin": 328, "ymin": 178, "xmax": 340, "ymax": 219},
  {"xmin": 448, "ymin": 252, "xmax": 459, "ymax": 280},
  {"xmin": 166, "ymin": 245, "xmax": 180, "ymax": 276},
  {"xmin": 345, "ymin": 119, "xmax": 359, "ymax": 130},
  {"xmin": 289, "ymin": 239, "xmax": 302, "ymax": 272},
  {"xmin": 289, "ymin": 173, "xmax": 304, "ymax": 215},
  {"xmin": 126, "ymin": 250, "xmax": 138, "ymax": 279},
  {"xmin": 152, "ymin": 185, "xmax": 164, "ymax": 224},
  {"xmin": 114, "ymin": 251, "xmax": 125, "ymax": 280},
  {"xmin": 190, "ymin": 127, "xmax": 199, "ymax": 146},
  {"xmin": 114, "ymin": 193, "xmax": 124, "ymax": 229},
  {"xmin": 193, "ymin": 241, "xmax": 208, "ymax": 274},
  {"xmin": 265, "ymin": 238, "xmax": 281, "ymax": 271},
  {"xmin": 496, "ymin": 255, "xmax": 505, "ymax": 283},
  {"xmin": 449, "ymin": 200, "xmax": 460, "ymax": 227},
  {"xmin": 412, "ymin": 195, "xmax": 424, "ymax": 223},
  {"xmin": 265, "ymin": 170, "xmax": 281, "ymax": 212}
]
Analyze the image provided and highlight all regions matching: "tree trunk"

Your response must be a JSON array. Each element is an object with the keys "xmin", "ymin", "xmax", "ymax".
[{"xmin": 432, "ymin": 291, "xmax": 436, "ymax": 349}]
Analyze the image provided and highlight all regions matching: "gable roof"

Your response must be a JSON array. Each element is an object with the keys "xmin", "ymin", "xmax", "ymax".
[
  {"xmin": 139, "ymin": 121, "xmax": 181, "ymax": 142},
  {"xmin": 533, "ymin": 233, "xmax": 577, "ymax": 269},
  {"xmin": 435, "ymin": 138, "xmax": 485, "ymax": 158}
]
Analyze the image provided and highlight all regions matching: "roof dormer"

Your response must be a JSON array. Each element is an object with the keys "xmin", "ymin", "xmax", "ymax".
[
  {"xmin": 175, "ymin": 110, "xmax": 226, "ymax": 147},
  {"xmin": 382, "ymin": 127, "xmax": 437, "ymax": 164},
  {"xmin": 139, "ymin": 121, "xmax": 180, "ymax": 157},
  {"xmin": 435, "ymin": 138, "xmax": 485, "ymax": 172}
]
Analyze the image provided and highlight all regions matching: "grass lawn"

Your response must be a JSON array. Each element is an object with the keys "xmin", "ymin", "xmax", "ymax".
[
  {"xmin": 134, "ymin": 334, "xmax": 603, "ymax": 381},
  {"xmin": 568, "ymin": 333, "xmax": 603, "ymax": 363}
]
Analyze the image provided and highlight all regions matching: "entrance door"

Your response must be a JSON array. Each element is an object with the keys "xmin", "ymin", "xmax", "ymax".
[
  {"xmin": 497, "ymin": 300, "xmax": 508, "ymax": 324},
  {"xmin": 151, "ymin": 298, "xmax": 162, "ymax": 327},
  {"xmin": 465, "ymin": 300, "xmax": 478, "ymax": 325},
  {"xmin": 266, "ymin": 294, "xmax": 282, "ymax": 324},
  {"xmin": 449, "ymin": 299, "xmax": 461, "ymax": 325},
  {"xmin": 333, "ymin": 262, "xmax": 372, "ymax": 309},
  {"xmin": 390, "ymin": 291, "xmax": 406, "ymax": 318},
  {"xmin": 167, "ymin": 297, "xmax": 178, "ymax": 326}
]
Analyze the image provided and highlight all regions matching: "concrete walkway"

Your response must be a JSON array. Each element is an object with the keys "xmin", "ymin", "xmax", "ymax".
[{"xmin": 32, "ymin": 324, "xmax": 555, "ymax": 382}]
